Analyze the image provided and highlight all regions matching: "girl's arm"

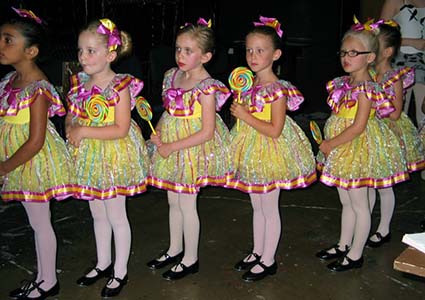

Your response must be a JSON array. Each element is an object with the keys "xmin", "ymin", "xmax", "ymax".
[
  {"xmin": 157, "ymin": 93, "xmax": 216, "ymax": 158},
  {"xmin": 320, "ymin": 93, "xmax": 372, "ymax": 156},
  {"xmin": 388, "ymin": 79, "xmax": 403, "ymax": 120},
  {"xmin": 0, "ymin": 95, "xmax": 48, "ymax": 175},
  {"xmin": 230, "ymin": 97, "xmax": 286, "ymax": 138},
  {"xmin": 401, "ymin": 38, "xmax": 425, "ymax": 51},
  {"xmin": 67, "ymin": 88, "xmax": 131, "ymax": 146}
]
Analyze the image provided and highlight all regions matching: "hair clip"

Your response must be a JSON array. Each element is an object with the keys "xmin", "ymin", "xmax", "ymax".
[
  {"xmin": 351, "ymin": 15, "xmax": 380, "ymax": 33},
  {"xmin": 12, "ymin": 7, "xmax": 43, "ymax": 24},
  {"xmin": 253, "ymin": 16, "xmax": 283, "ymax": 38},
  {"xmin": 96, "ymin": 18, "xmax": 122, "ymax": 52}
]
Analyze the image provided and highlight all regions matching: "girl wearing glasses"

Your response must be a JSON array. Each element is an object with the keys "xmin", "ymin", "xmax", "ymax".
[{"xmin": 315, "ymin": 18, "xmax": 409, "ymax": 272}]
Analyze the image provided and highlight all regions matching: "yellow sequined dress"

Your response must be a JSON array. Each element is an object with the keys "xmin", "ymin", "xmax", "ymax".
[
  {"xmin": 0, "ymin": 71, "xmax": 75, "ymax": 202},
  {"xmin": 377, "ymin": 67, "xmax": 425, "ymax": 172},
  {"xmin": 227, "ymin": 80, "xmax": 317, "ymax": 193},
  {"xmin": 317, "ymin": 76, "xmax": 409, "ymax": 189},
  {"xmin": 148, "ymin": 68, "xmax": 234, "ymax": 194},
  {"xmin": 67, "ymin": 72, "xmax": 149, "ymax": 200}
]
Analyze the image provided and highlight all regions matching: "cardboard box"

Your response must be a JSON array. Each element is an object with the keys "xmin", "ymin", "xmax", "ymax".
[{"xmin": 394, "ymin": 247, "xmax": 425, "ymax": 277}]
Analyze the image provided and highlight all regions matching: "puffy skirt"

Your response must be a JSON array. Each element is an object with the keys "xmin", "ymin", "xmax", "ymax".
[
  {"xmin": 69, "ymin": 120, "xmax": 149, "ymax": 200},
  {"xmin": 0, "ymin": 120, "xmax": 75, "ymax": 202},
  {"xmin": 148, "ymin": 113, "xmax": 234, "ymax": 194},
  {"xmin": 227, "ymin": 116, "xmax": 317, "ymax": 193},
  {"xmin": 317, "ymin": 115, "xmax": 409, "ymax": 189}
]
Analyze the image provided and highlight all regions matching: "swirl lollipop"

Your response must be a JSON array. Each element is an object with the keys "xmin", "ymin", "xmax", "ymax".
[
  {"xmin": 135, "ymin": 96, "xmax": 156, "ymax": 135},
  {"xmin": 228, "ymin": 66, "xmax": 254, "ymax": 131},
  {"xmin": 309, "ymin": 120, "xmax": 323, "ymax": 144},
  {"xmin": 85, "ymin": 94, "xmax": 109, "ymax": 125}
]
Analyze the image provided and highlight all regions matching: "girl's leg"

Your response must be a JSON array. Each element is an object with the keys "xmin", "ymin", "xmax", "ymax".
[
  {"xmin": 166, "ymin": 191, "xmax": 184, "ymax": 257},
  {"xmin": 249, "ymin": 193, "xmax": 265, "ymax": 259},
  {"xmin": 345, "ymin": 187, "xmax": 370, "ymax": 261},
  {"xmin": 21, "ymin": 201, "xmax": 57, "ymax": 297},
  {"xmin": 369, "ymin": 187, "xmax": 394, "ymax": 241},
  {"xmin": 104, "ymin": 196, "xmax": 131, "ymax": 288},
  {"xmin": 85, "ymin": 200, "xmax": 113, "ymax": 277},
  {"xmin": 368, "ymin": 188, "xmax": 377, "ymax": 213},
  {"xmin": 178, "ymin": 193, "xmax": 199, "ymax": 267},
  {"xmin": 250, "ymin": 189, "xmax": 281, "ymax": 272}
]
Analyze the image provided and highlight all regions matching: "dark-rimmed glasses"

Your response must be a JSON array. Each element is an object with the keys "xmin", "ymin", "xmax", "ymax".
[{"xmin": 337, "ymin": 50, "xmax": 372, "ymax": 57}]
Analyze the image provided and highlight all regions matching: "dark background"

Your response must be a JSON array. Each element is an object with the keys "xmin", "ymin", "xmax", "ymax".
[{"xmin": 0, "ymin": 0, "xmax": 381, "ymax": 131}]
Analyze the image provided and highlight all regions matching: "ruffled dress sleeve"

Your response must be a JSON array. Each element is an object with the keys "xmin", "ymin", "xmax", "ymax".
[
  {"xmin": 326, "ymin": 76, "xmax": 394, "ymax": 118},
  {"xmin": 0, "ymin": 71, "xmax": 65, "ymax": 118},
  {"xmin": 381, "ymin": 67, "xmax": 414, "ymax": 101}
]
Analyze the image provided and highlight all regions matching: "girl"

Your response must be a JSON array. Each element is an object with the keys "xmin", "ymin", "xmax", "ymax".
[
  {"xmin": 227, "ymin": 16, "xmax": 317, "ymax": 282},
  {"xmin": 315, "ymin": 18, "xmax": 409, "ymax": 272},
  {"xmin": 368, "ymin": 21, "xmax": 425, "ymax": 248},
  {"xmin": 66, "ymin": 19, "xmax": 149, "ymax": 297},
  {"xmin": 147, "ymin": 18, "xmax": 233, "ymax": 280},
  {"xmin": 0, "ymin": 7, "xmax": 74, "ymax": 300}
]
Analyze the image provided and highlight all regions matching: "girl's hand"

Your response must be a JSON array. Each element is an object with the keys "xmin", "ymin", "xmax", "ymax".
[
  {"xmin": 157, "ymin": 143, "xmax": 173, "ymax": 158},
  {"xmin": 230, "ymin": 101, "xmax": 250, "ymax": 121},
  {"xmin": 67, "ymin": 125, "xmax": 84, "ymax": 147},
  {"xmin": 319, "ymin": 140, "xmax": 333, "ymax": 158},
  {"xmin": 151, "ymin": 130, "xmax": 162, "ymax": 147}
]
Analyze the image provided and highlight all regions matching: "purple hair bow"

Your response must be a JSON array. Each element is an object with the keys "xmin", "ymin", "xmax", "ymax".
[
  {"xmin": 253, "ymin": 16, "xmax": 283, "ymax": 38},
  {"xmin": 12, "ymin": 7, "xmax": 43, "ymax": 24},
  {"xmin": 97, "ymin": 18, "xmax": 122, "ymax": 52}
]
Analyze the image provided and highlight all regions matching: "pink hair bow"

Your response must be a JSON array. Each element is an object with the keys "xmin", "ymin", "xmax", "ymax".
[
  {"xmin": 253, "ymin": 16, "xmax": 283, "ymax": 38},
  {"xmin": 97, "ymin": 18, "xmax": 122, "ymax": 52},
  {"xmin": 351, "ymin": 15, "xmax": 381, "ymax": 33},
  {"xmin": 197, "ymin": 17, "xmax": 212, "ymax": 28},
  {"xmin": 12, "ymin": 7, "xmax": 43, "ymax": 24}
]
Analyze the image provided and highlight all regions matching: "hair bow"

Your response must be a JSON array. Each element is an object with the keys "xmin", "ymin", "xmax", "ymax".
[
  {"xmin": 97, "ymin": 18, "xmax": 122, "ymax": 52},
  {"xmin": 253, "ymin": 16, "xmax": 283, "ymax": 38},
  {"xmin": 12, "ymin": 7, "xmax": 43, "ymax": 24},
  {"xmin": 381, "ymin": 19, "xmax": 399, "ymax": 28},
  {"xmin": 197, "ymin": 17, "xmax": 212, "ymax": 28},
  {"xmin": 351, "ymin": 15, "xmax": 380, "ymax": 33}
]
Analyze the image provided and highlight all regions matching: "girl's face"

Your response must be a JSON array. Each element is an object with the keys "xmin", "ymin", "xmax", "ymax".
[
  {"xmin": 0, "ymin": 24, "xmax": 29, "ymax": 66},
  {"xmin": 340, "ymin": 36, "xmax": 374, "ymax": 74},
  {"xmin": 78, "ymin": 30, "xmax": 115, "ymax": 75},
  {"xmin": 245, "ymin": 33, "xmax": 280, "ymax": 73},
  {"xmin": 175, "ymin": 33, "xmax": 209, "ymax": 72}
]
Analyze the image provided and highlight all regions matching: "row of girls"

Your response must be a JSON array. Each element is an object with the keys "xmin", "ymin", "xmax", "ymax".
[{"xmin": 1, "ymin": 6, "xmax": 424, "ymax": 300}]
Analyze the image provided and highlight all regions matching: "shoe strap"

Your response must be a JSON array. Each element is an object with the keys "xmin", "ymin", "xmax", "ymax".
[
  {"xmin": 374, "ymin": 232, "xmax": 383, "ymax": 241},
  {"xmin": 21, "ymin": 280, "xmax": 44, "ymax": 297},
  {"xmin": 106, "ymin": 273, "xmax": 126, "ymax": 285},
  {"xmin": 256, "ymin": 261, "xmax": 268, "ymax": 271},
  {"xmin": 245, "ymin": 252, "xmax": 260, "ymax": 262}
]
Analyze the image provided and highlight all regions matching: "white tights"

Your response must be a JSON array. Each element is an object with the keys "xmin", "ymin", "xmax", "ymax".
[
  {"xmin": 248, "ymin": 189, "xmax": 281, "ymax": 272},
  {"xmin": 167, "ymin": 191, "xmax": 199, "ymax": 268},
  {"xmin": 404, "ymin": 83, "xmax": 425, "ymax": 126},
  {"xmin": 337, "ymin": 187, "xmax": 370, "ymax": 261},
  {"xmin": 86, "ymin": 196, "xmax": 131, "ymax": 285},
  {"xmin": 368, "ymin": 187, "xmax": 395, "ymax": 239},
  {"xmin": 21, "ymin": 201, "xmax": 57, "ymax": 297}
]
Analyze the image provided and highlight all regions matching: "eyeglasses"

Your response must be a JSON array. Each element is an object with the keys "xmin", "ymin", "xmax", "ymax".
[{"xmin": 337, "ymin": 50, "xmax": 372, "ymax": 57}]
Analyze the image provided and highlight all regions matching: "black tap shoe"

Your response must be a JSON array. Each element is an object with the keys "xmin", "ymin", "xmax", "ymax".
[
  {"xmin": 366, "ymin": 232, "xmax": 391, "ymax": 248},
  {"xmin": 76, "ymin": 264, "xmax": 113, "ymax": 286},
  {"xmin": 162, "ymin": 261, "xmax": 199, "ymax": 280},
  {"xmin": 19, "ymin": 281, "xmax": 60, "ymax": 300},
  {"xmin": 101, "ymin": 274, "xmax": 128, "ymax": 298},
  {"xmin": 242, "ymin": 261, "xmax": 278, "ymax": 282},
  {"xmin": 234, "ymin": 253, "xmax": 261, "ymax": 271},
  {"xmin": 316, "ymin": 244, "xmax": 349, "ymax": 260},
  {"xmin": 327, "ymin": 255, "xmax": 364, "ymax": 272},
  {"xmin": 146, "ymin": 252, "xmax": 183, "ymax": 270},
  {"xmin": 9, "ymin": 279, "xmax": 37, "ymax": 299}
]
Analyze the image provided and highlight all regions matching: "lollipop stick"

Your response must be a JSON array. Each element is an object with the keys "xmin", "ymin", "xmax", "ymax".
[
  {"xmin": 236, "ymin": 92, "xmax": 241, "ymax": 131},
  {"xmin": 148, "ymin": 121, "xmax": 157, "ymax": 135}
]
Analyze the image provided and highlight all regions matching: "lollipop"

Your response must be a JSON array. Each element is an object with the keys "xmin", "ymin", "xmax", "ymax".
[
  {"xmin": 135, "ymin": 96, "xmax": 156, "ymax": 135},
  {"xmin": 228, "ymin": 66, "xmax": 254, "ymax": 130},
  {"xmin": 85, "ymin": 94, "xmax": 109, "ymax": 125},
  {"xmin": 309, "ymin": 120, "xmax": 323, "ymax": 144}
]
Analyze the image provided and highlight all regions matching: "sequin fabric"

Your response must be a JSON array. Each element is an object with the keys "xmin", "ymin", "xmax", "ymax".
[
  {"xmin": 148, "ymin": 68, "xmax": 234, "ymax": 194},
  {"xmin": 67, "ymin": 72, "xmax": 149, "ymax": 200},
  {"xmin": 0, "ymin": 72, "xmax": 75, "ymax": 202},
  {"xmin": 227, "ymin": 80, "xmax": 317, "ymax": 193}
]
